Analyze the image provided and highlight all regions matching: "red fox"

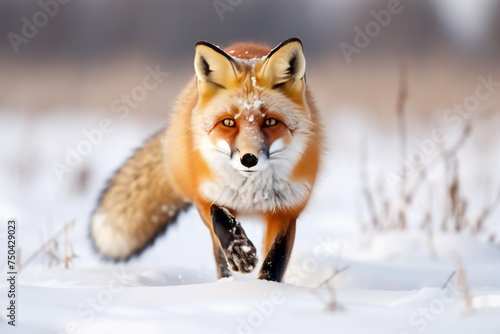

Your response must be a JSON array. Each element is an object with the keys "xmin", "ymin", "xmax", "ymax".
[{"xmin": 91, "ymin": 38, "xmax": 322, "ymax": 282}]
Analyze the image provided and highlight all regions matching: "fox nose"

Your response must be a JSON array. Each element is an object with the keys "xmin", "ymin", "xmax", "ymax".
[{"xmin": 240, "ymin": 153, "xmax": 258, "ymax": 168}]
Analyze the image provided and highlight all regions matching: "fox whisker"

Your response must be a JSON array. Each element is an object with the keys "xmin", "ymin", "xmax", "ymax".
[
  {"xmin": 213, "ymin": 148, "xmax": 231, "ymax": 157},
  {"xmin": 269, "ymin": 149, "xmax": 285, "ymax": 157}
]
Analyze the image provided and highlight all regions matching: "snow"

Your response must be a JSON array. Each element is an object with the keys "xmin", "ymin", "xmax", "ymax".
[
  {"xmin": 237, "ymin": 97, "xmax": 264, "ymax": 111},
  {"xmin": 251, "ymin": 76, "xmax": 257, "ymax": 87},
  {"xmin": 0, "ymin": 109, "xmax": 500, "ymax": 333}
]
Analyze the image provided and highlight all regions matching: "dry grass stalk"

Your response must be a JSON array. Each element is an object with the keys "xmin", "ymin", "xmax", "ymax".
[
  {"xmin": 360, "ymin": 140, "xmax": 380, "ymax": 230},
  {"xmin": 406, "ymin": 121, "xmax": 473, "ymax": 207},
  {"xmin": 359, "ymin": 53, "xmax": 499, "ymax": 240},
  {"xmin": 311, "ymin": 249, "xmax": 349, "ymax": 312},
  {"xmin": 441, "ymin": 270, "xmax": 456, "ymax": 290},
  {"xmin": 455, "ymin": 257, "xmax": 473, "ymax": 315},
  {"xmin": 318, "ymin": 265, "xmax": 349, "ymax": 311},
  {"xmin": 19, "ymin": 221, "xmax": 77, "ymax": 272},
  {"xmin": 445, "ymin": 158, "xmax": 468, "ymax": 233},
  {"xmin": 46, "ymin": 239, "xmax": 60, "ymax": 268},
  {"xmin": 422, "ymin": 186, "xmax": 437, "ymax": 258},
  {"xmin": 63, "ymin": 222, "xmax": 78, "ymax": 269},
  {"xmin": 396, "ymin": 53, "xmax": 409, "ymax": 230},
  {"xmin": 474, "ymin": 189, "xmax": 500, "ymax": 233}
]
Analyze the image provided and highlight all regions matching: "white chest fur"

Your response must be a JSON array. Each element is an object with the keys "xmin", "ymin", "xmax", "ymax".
[{"xmin": 200, "ymin": 165, "xmax": 311, "ymax": 213}]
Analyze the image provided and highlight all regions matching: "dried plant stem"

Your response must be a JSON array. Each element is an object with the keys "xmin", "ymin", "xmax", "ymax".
[
  {"xmin": 455, "ymin": 256, "xmax": 474, "ymax": 314},
  {"xmin": 396, "ymin": 56, "xmax": 409, "ymax": 178},
  {"xmin": 20, "ymin": 221, "xmax": 75, "ymax": 272},
  {"xmin": 319, "ymin": 266, "xmax": 349, "ymax": 311},
  {"xmin": 406, "ymin": 115, "xmax": 474, "ymax": 204},
  {"xmin": 319, "ymin": 266, "xmax": 349, "ymax": 288},
  {"xmin": 441, "ymin": 270, "xmax": 456, "ymax": 290},
  {"xmin": 361, "ymin": 140, "xmax": 379, "ymax": 229},
  {"xmin": 396, "ymin": 54, "xmax": 409, "ymax": 229},
  {"xmin": 475, "ymin": 188, "xmax": 500, "ymax": 233},
  {"xmin": 63, "ymin": 222, "xmax": 77, "ymax": 269}
]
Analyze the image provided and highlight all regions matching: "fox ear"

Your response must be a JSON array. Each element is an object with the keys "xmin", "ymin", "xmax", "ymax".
[
  {"xmin": 257, "ymin": 38, "xmax": 306, "ymax": 92},
  {"xmin": 194, "ymin": 41, "xmax": 239, "ymax": 92}
]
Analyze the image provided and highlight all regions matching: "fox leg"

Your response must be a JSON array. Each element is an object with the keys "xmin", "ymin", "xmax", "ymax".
[
  {"xmin": 197, "ymin": 204, "xmax": 258, "ymax": 276},
  {"xmin": 211, "ymin": 230, "xmax": 232, "ymax": 278},
  {"xmin": 258, "ymin": 215, "xmax": 297, "ymax": 282},
  {"xmin": 197, "ymin": 203, "xmax": 257, "ymax": 277},
  {"xmin": 197, "ymin": 203, "xmax": 231, "ymax": 278}
]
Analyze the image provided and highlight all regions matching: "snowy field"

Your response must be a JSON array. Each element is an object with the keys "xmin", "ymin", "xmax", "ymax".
[{"xmin": 1, "ymin": 108, "xmax": 500, "ymax": 334}]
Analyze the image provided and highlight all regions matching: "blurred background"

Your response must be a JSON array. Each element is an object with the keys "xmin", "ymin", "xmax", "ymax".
[
  {"xmin": 0, "ymin": 0, "xmax": 499, "ymax": 275},
  {"xmin": 1, "ymin": 0, "xmax": 500, "ymax": 115}
]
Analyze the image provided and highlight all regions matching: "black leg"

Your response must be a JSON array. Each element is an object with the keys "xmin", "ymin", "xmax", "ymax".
[
  {"xmin": 210, "ymin": 205, "xmax": 258, "ymax": 274},
  {"xmin": 258, "ymin": 220, "xmax": 296, "ymax": 282},
  {"xmin": 214, "ymin": 243, "xmax": 232, "ymax": 278}
]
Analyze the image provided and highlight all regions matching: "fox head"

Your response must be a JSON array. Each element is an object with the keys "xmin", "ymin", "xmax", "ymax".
[{"xmin": 191, "ymin": 38, "xmax": 316, "ymax": 210}]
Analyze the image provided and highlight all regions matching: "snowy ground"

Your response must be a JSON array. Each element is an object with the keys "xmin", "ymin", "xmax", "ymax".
[{"xmin": 0, "ymin": 108, "xmax": 500, "ymax": 334}]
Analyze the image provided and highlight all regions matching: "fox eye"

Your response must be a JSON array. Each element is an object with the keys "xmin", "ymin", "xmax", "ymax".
[
  {"xmin": 264, "ymin": 118, "xmax": 279, "ymax": 127},
  {"xmin": 222, "ymin": 118, "xmax": 236, "ymax": 128}
]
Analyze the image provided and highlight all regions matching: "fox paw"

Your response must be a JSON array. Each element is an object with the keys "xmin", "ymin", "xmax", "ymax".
[
  {"xmin": 225, "ymin": 235, "xmax": 258, "ymax": 274},
  {"xmin": 211, "ymin": 205, "xmax": 258, "ymax": 274}
]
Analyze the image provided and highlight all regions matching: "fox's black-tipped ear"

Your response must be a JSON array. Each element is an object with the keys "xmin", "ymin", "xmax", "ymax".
[
  {"xmin": 194, "ymin": 41, "xmax": 239, "ymax": 91},
  {"xmin": 257, "ymin": 38, "xmax": 306, "ymax": 90}
]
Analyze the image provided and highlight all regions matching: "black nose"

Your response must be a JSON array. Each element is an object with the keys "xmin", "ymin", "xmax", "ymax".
[{"xmin": 241, "ymin": 153, "xmax": 258, "ymax": 168}]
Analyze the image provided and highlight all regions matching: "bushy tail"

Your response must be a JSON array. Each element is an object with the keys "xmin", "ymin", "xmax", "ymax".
[{"xmin": 90, "ymin": 130, "xmax": 189, "ymax": 260}]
